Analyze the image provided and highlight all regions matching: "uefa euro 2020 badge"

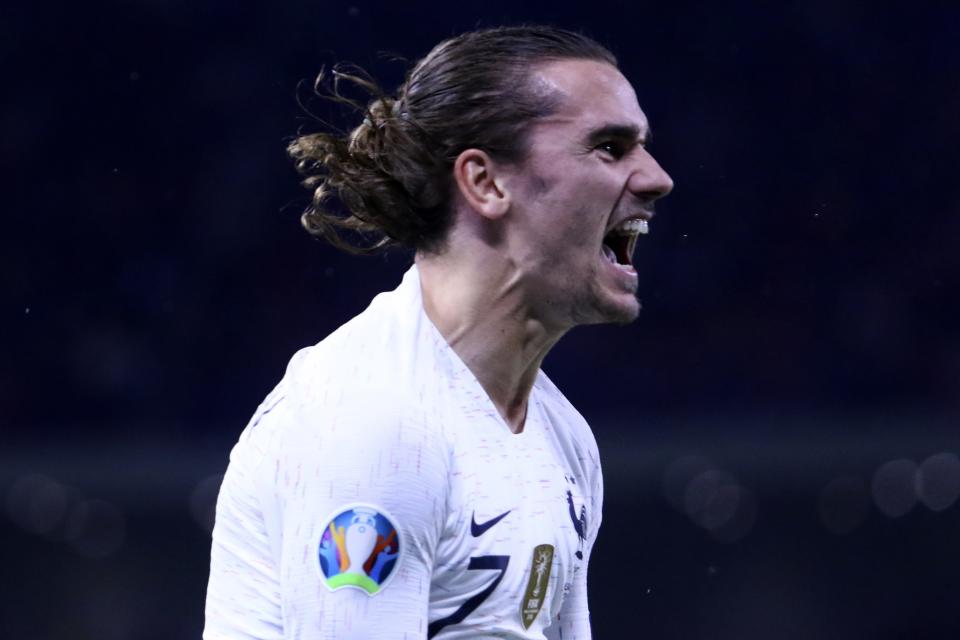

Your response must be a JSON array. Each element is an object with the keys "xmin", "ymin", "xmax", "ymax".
[{"xmin": 318, "ymin": 504, "xmax": 402, "ymax": 595}]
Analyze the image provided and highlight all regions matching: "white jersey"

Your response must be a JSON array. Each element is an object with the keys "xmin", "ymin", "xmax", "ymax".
[{"xmin": 204, "ymin": 266, "xmax": 603, "ymax": 639}]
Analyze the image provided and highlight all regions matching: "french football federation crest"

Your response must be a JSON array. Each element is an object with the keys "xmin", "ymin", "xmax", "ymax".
[
  {"xmin": 565, "ymin": 475, "xmax": 587, "ymax": 560},
  {"xmin": 318, "ymin": 504, "xmax": 401, "ymax": 595},
  {"xmin": 520, "ymin": 544, "xmax": 555, "ymax": 629}
]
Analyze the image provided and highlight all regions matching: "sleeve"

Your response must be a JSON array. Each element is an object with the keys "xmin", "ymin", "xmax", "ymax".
[
  {"xmin": 204, "ymin": 409, "xmax": 284, "ymax": 640},
  {"xmin": 204, "ymin": 383, "xmax": 451, "ymax": 639},
  {"xmin": 544, "ymin": 449, "xmax": 604, "ymax": 640}
]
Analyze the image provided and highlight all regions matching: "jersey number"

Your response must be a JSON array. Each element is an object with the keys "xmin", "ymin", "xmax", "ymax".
[{"xmin": 427, "ymin": 554, "xmax": 510, "ymax": 638}]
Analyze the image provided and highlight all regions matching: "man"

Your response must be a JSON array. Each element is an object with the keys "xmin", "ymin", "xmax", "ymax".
[{"xmin": 205, "ymin": 25, "xmax": 672, "ymax": 639}]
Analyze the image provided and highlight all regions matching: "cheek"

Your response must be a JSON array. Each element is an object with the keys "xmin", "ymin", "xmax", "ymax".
[
  {"xmin": 537, "ymin": 210, "xmax": 600, "ymax": 272},
  {"xmin": 565, "ymin": 202, "xmax": 604, "ymax": 247},
  {"xmin": 515, "ymin": 169, "xmax": 612, "ymax": 260}
]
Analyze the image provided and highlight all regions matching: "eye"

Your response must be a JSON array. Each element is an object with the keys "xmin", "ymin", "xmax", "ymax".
[{"xmin": 595, "ymin": 140, "xmax": 628, "ymax": 160}]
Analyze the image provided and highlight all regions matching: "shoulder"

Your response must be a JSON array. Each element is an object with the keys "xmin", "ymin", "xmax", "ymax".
[
  {"xmin": 283, "ymin": 265, "xmax": 427, "ymax": 405},
  {"xmin": 249, "ymin": 352, "xmax": 442, "ymax": 482},
  {"xmin": 234, "ymin": 266, "xmax": 450, "ymax": 475}
]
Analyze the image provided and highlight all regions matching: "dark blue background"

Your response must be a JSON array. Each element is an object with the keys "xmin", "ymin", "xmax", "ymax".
[{"xmin": 3, "ymin": 0, "xmax": 959, "ymax": 638}]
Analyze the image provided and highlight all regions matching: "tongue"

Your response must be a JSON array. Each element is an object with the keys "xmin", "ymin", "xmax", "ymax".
[{"xmin": 602, "ymin": 243, "xmax": 617, "ymax": 264}]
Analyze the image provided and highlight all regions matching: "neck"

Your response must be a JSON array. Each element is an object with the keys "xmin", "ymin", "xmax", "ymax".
[{"xmin": 416, "ymin": 248, "xmax": 566, "ymax": 433}]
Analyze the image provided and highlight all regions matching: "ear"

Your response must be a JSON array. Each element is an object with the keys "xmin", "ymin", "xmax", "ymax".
[{"xmin": 452, "ymin": 148, "xmax": 510, "ymax": 220}]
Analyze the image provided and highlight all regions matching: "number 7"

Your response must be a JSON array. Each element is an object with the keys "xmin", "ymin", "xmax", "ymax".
[{"xmin": 427, "ymin": 555, "xmax": 510, "ymax": 638}]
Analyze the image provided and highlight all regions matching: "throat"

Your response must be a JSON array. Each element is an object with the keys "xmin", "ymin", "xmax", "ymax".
[{"xmin": 498, "ymin": 399, "xmax": 529, "ymax": 434}]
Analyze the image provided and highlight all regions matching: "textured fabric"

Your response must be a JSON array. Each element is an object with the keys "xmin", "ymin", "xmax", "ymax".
[{"xmin": 204, "ymin": 266, "xmax": 603, "ymax": 639}]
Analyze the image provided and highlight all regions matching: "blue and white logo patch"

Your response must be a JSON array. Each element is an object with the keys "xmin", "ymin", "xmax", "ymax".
[{"xmin": 318, "ymin": 504, "xmax": 402, "ymax": 595}]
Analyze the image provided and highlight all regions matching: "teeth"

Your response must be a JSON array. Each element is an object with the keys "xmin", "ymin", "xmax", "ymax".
[{"xmin": 609, "ymin": 218, "xmax": 649, "ymax": 236}]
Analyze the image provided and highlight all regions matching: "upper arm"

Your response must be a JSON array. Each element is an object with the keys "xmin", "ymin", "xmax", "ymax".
[
  {"xmin": 204, "ymin": 424, "xmax": 284, "ymax": 640},
  {"xmin": 205, "ymin": 385, "xmax": 450, "ymax": 639}
]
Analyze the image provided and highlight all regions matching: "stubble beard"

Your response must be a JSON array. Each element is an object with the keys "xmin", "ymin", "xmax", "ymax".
[{"xmin": 566, "ymin": 269, "xmax": 641, "ymax": 328}]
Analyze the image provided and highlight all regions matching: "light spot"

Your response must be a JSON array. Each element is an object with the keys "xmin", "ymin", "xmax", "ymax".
[
  {"xmin": 661, "ymin": 454, "xmax": 712, "ymax": 511},
  {"xmin": 5, "ymin": 474, "xmax": 68, "ymax": 535},
  {"xmin": 871, "ymin": 459, "xmax": 918, "ymax": 518},
  {"xmin": 684, "ymin": 469, "xmax": 740, "ymax": 531},
  {"xmin": 915, "ymin": 452, "xmax": 960, "ymax": 512}
]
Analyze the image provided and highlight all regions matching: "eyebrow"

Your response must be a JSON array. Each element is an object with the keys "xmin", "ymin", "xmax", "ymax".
[{"xmin": 584, "ymin": 123, "xmax": 651, "ymax": 146}]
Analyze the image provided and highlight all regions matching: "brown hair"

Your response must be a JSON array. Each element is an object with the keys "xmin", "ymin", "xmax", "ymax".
[{"xmin": 287, "ymin": 26, "xmax": 617, "ymax": 254}]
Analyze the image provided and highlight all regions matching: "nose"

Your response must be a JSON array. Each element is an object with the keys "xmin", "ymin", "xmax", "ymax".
[{"xmin": 627, "ymin": 148, "xmax": 674, "ymax": 204}]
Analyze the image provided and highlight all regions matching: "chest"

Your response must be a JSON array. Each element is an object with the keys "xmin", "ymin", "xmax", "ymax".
[{"xmin": 429, "ymin": 418, "xmax": 593, "ymax": 635}]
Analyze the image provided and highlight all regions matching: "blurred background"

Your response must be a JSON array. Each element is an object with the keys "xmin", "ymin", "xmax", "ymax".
[{"xmin": 3, "ymin": 0, "xmax": 960, "ymax": 637}]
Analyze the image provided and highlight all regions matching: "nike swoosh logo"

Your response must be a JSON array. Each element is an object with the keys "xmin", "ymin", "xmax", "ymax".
[{"xmin": 471, "ymin": 510, "xmax": 511, "ymax": 537}]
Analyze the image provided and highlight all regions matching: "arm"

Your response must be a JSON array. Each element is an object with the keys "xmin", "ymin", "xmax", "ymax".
[
  {"xmin": 204, "ymin": 385, "xmax": 449, "ymax": 639},
  {"xmin": 204, "ymin": 426, "xmax": 284, "ymax": 640},
  {"xmin": 543, "ymin": 560, "xmax": 592, "ymax": 640}
]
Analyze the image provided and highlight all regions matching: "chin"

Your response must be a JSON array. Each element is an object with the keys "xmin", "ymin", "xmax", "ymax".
[
  {"xmin": 612, "ymin": 310, "xmax": 640, "ymax": 325},
  {"xmin": 576, "ymin": 295, "xmax": 641, "ymax": 326},
  {"xmin": 608, "ymin": 286, "xmax": 645, "ymax": 323},
  {"xmin": 607, "ymin": 304, "xmax": 641, "ymax": 325}
]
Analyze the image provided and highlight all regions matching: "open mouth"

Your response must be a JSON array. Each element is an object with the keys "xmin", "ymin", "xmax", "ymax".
[{"xmin": 601, "ymin": 218, "xmax": 648, "ymax": 267}]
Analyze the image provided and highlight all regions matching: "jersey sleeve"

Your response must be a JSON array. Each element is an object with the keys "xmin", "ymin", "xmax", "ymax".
[
  {"xmin": 544, "ymin": 442, "xmax": 604, "ymax": 640},
  {"xmin": 204, "ymin": 391, "xmax": 285, "ymax": 640},
  {"xmin": 204, "ymin": 381, "xmax": 451, "ymax": 639}
]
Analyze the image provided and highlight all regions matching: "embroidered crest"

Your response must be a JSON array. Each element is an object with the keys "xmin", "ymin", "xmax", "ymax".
[
  {"xmin": 565, "ymin": 475, "xmax": 588, "ymax": 560},
  {"xmin": 317, "ymin": 504, "xmax": 401, "ymax": 595},
  {"xmin": 520, "ymin": 544, "xmax": 555, "ymax": 629}
]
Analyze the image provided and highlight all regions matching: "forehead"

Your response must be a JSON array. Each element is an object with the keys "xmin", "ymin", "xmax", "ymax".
[{"xmin": 530, "ymin": 59, "xmax": 649, "ymax": 138}]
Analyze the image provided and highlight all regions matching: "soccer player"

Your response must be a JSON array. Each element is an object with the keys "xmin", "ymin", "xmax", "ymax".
[{"xmin": 204, "ymin": 25, "xmax": 672, "ymax": 639}]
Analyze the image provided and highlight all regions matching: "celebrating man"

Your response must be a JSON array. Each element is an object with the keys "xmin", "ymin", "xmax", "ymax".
[{"xmin": 205, "ymin": 25, "xmax": 672, "ymax": 639}]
